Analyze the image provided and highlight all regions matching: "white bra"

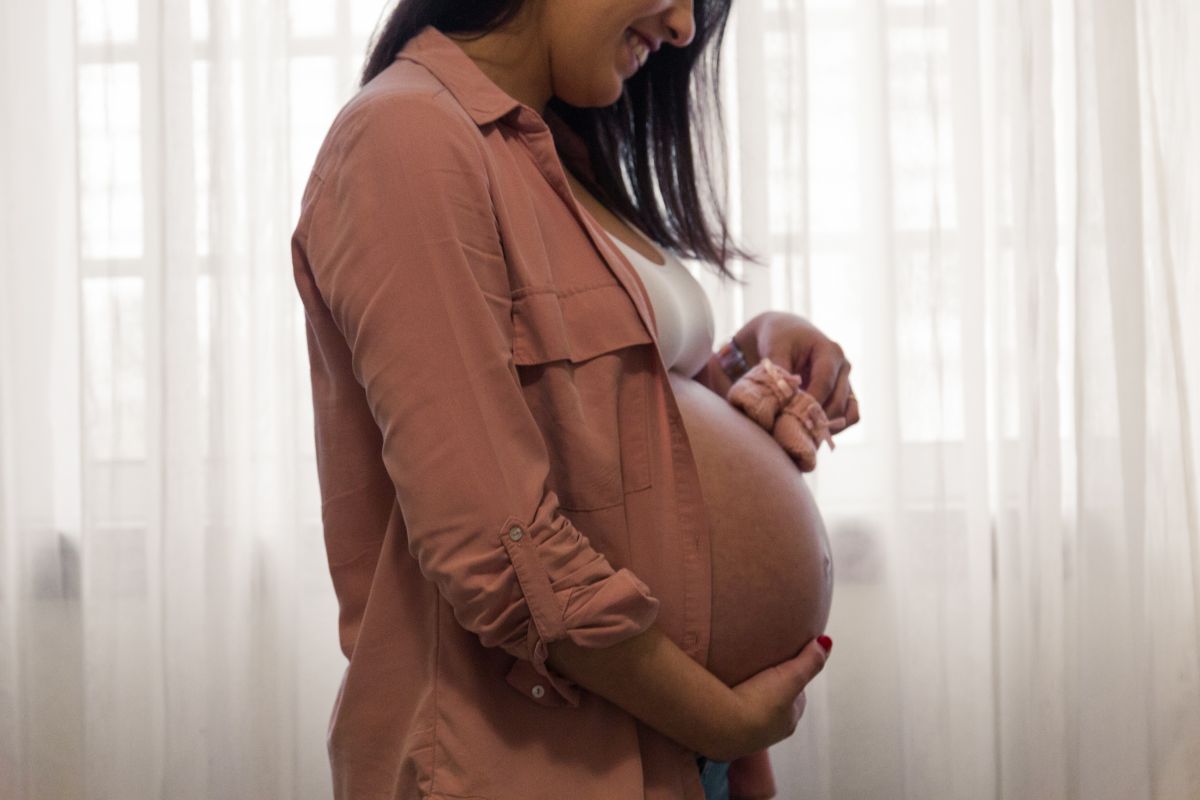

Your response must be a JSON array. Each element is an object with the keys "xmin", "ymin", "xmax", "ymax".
[{"xmin": 608, "ymin": 224, "xmax": 716, "ymax": 378}]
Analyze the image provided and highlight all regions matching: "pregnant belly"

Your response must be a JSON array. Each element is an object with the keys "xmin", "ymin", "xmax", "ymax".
[{"xmin": 667, "ymin": 372, "xmax": 834, "ymax": 687}]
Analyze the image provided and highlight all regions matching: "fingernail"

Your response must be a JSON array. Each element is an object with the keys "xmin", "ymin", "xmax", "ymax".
[{"xmin": 817, "ymin": 635, "xmax": 833, "ymax": 653}]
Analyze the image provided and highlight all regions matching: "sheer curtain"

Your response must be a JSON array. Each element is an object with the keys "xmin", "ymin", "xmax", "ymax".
[
  {"xmin": 711, "ymin": 1, "xmax": 1200, "ymax": 798},
  {"xmin": 2, "ymin": 1, "xmax": 1197, "ymax": 799}
]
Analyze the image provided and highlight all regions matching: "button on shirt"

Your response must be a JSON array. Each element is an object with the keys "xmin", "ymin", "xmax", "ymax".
[{"xmin": 291, "ymin": 23, "xmax": 721, "ymax": 800}]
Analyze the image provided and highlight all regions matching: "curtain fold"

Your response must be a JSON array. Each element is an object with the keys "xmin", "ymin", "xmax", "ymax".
[
  {"xmin": 2, "ymin": 1, "xmax": 85, "ymax": 798},
  {"xmin": 2, "ymin": 1, "xmax": 1197, "ymax": 798}
]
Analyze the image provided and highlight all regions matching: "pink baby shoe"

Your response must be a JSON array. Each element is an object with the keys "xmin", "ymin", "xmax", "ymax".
[
  {"xmin": 726, "ymin": 356, "xmax": 835, "ymax": 473},
  {"xmin": 773, "ymin": 388, "xmax": 836, "ymax": 473},
  {"xmin": 726, "ymin": 357, "xmax": 803, "ymax": 429}
]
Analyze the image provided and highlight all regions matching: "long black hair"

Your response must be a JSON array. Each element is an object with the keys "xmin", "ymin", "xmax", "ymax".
[{"xmin": 360, "ymin": 0, "xmax": 759, "ymax": 284}]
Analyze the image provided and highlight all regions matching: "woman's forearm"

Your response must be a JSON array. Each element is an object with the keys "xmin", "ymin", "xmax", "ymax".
[
  {"xmin": 690, "ymin": 315, "xmax": 766, "ymax": 397},
  {"xmin": 690, "ymin": 351, "xmax": 735, "ymax": 396},
  {"xmin": 545, "ymin": 622, "xmax": 744, "ymax": 760}
]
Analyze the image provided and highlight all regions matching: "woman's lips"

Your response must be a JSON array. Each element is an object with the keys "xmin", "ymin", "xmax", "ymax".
[{"xmin": 623, "ymin": 28, "xmax": 652, "ymax": 73}]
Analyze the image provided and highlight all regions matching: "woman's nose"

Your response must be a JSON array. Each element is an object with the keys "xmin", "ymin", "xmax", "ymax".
[{"xmin": 663, "ymin": 2, "xmax": 696, "ymax": 48}]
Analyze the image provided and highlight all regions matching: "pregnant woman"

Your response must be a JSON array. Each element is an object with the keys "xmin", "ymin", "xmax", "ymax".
[{"xmin": 291, "ymin": 2, "xmax": 859, "ymax": 799}]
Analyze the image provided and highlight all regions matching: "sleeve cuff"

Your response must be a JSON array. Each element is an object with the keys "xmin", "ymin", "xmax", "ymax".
[
  {"xmin": 496, "ymin": 514, "xmax": 660, "ymax": 707},
  {"xmin": 526, "ymin": 567, "xmax": 661, "ymax": 706}
]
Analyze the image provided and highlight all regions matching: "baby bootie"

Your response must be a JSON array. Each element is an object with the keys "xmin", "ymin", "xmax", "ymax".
[
  {"xmin": 726, "ymin": 357, "xmax": 803, "ymax": 430},
  {"xmin": 772, "ymin": 389, "xmax": 836, "ymax": 473},
  {"xmin": 726, "ymin": 356, "xmax": 836, "ymax": 473}
]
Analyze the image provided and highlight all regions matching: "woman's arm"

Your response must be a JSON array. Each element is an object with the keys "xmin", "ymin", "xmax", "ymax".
[
  {"xmin": 689, "ymin": 316, "xmax": 764, "ymax": 397},
  {"xmin": 546, "ymin": 622, "xmax": 746, "ymax": 761},
  {"xmin": 689, "ymin": 351, "xmax": 734, "ymax": 395},
  {"xmin": 546, "ymin": 621, "xmax": 831, "ymax": 764},
  {"xmin": 298, "ymin": 92, "xmax": 662, "ymax": 708}
]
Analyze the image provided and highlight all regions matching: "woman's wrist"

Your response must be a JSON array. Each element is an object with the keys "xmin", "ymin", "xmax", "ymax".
[
  {"xmin": 716, "ymin": 338, "xmax": 750, "ymax": 382},
  {"xmin": 735, "ymin": 314, "xmax": 765, "ymax": 367},
  {"xmin": 718, "ymin": 317, "xmax": 765, "ymax": 383},
  {"xmin": 545, "ymin": 623, "xmax": 746, "ymax": 761}
]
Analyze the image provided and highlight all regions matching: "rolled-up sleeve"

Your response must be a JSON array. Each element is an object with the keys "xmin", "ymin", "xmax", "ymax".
[{"xmin": 295, "ymin": 93, "xmax": 660, "ymax": 705}]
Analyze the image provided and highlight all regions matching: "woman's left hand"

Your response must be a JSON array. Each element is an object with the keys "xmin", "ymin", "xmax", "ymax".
[{"xmin": 737, "ymin": 311, "xmax": 860, "ymax": 434}]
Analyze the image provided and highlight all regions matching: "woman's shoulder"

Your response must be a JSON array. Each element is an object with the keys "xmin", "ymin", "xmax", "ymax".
[{"xmin": 311, "ymin": 64, "xmax": 482, "ymax": 180}]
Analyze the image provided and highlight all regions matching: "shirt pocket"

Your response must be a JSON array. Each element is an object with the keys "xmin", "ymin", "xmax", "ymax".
[{"xmin": 510, "ymin": 284, "xmax": 655, "ymax": 512}]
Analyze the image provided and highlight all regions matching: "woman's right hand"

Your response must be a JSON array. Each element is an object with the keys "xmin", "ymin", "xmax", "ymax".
[{"xmin": 708, "ymin": 635, "xmax": 832, "ymax": 762}]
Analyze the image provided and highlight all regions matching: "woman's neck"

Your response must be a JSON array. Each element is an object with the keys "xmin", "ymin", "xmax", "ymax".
[{"xmin": 445, "ymin": 24, "xmax": 553, "ymax": 115}]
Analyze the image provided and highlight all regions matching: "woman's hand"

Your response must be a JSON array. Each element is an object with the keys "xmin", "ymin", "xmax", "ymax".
[
  {"xmin": 704, "ymin": 635, "xmax": 832, "ymax": 762},
  {"xmin": 736, "ymin": 312, "xmax": 859, "ymax": 434}
]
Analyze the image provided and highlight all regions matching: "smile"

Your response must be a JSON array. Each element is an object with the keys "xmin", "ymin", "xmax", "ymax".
[{"xmin": 624, "ymin": 28, "xmax": 651, "ymax": 71}]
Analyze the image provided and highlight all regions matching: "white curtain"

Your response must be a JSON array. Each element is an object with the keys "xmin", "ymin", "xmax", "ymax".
[
  {"xmin": 2, "ymin": 0, "xmax": 1197, "ymax": 798},
  {"xmin": 711, "ymin": 1, "xmax": 1200, "ymax": 798}
]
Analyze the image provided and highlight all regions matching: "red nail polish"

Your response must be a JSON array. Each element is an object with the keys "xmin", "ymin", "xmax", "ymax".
[{"xmin": 817, "ymin": 635, "xmax": 833, "ymax": 653}]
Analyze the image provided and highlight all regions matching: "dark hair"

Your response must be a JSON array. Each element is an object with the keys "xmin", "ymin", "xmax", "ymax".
[{"xmin": 360, "ymin": 0, "xmax": 760, "ymax": 284}]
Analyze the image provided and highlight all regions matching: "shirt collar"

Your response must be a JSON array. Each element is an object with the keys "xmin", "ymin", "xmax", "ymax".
[
  {"xmin": 395, "ymin": 24, "xmax": 526, "ymax": 128},
  {"xmin": 393, "ymin": 24, "xmax": 593, "ymax": 175}
]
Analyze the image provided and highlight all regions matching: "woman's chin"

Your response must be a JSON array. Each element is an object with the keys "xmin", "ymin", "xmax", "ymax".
[
  {"xmin": 553, "ymin": 68, "xmax": 628, "ymax": 109},
  {"xmin": 667, "ymin": 372, "xmax": 834, "ymax": 687}
]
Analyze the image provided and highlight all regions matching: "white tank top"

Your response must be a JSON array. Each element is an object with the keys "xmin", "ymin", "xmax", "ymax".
[{"xmin": 608, "ymin": 225, "xmax": 716, "ymax": 378}]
